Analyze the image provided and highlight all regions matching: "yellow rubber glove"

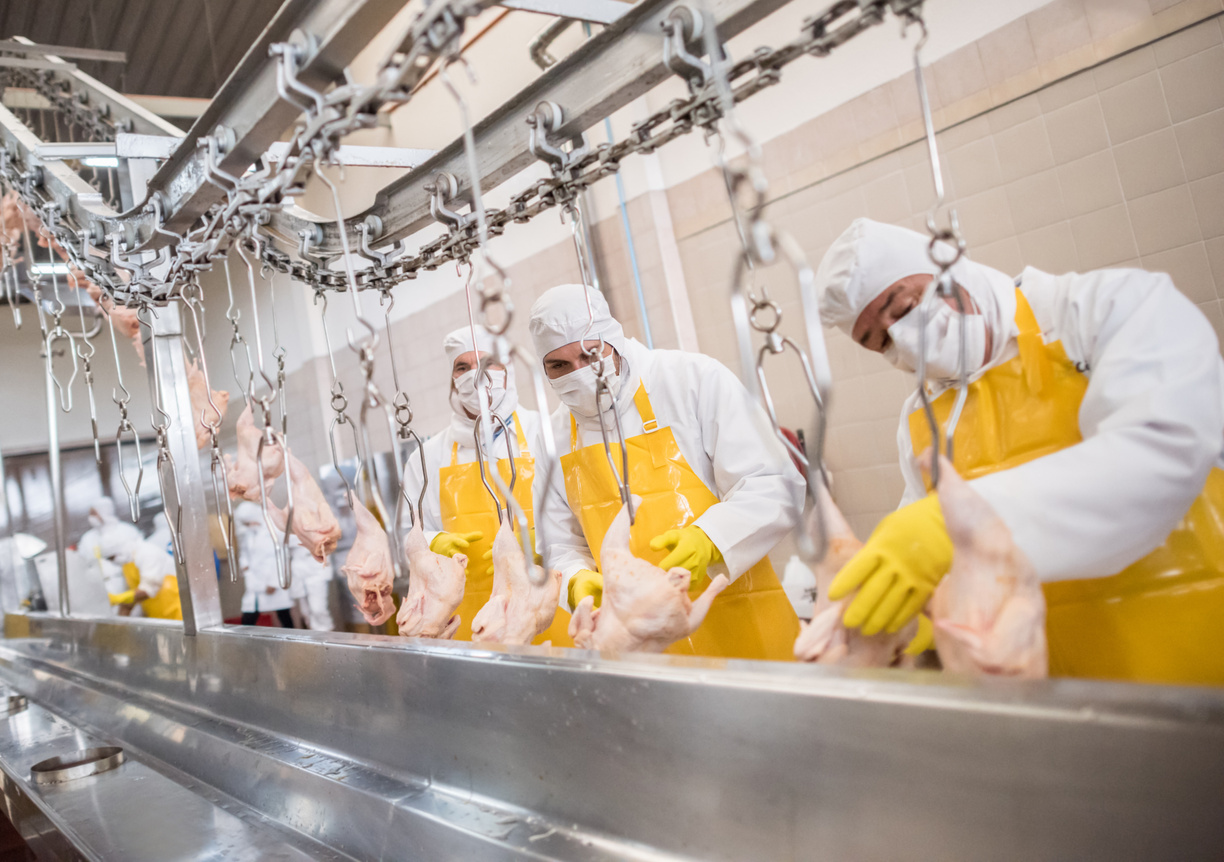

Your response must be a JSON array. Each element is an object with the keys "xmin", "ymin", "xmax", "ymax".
[
  {"xmin": 430, "ymin": 531, "xmax": 483, "ymax": 558},
  {"xmin": 568, "ymin": 569, "xmax": 603, "ymax": 611},
  {"xmin": 828, "ymin": 494, "xmax": 953, "ymax": 636},
  {"xmin": 905, "ymin": 613, "xmax": 935, "ymax": 655},
  {"xmin": 108, "ymin": 589, "xmax": 137, "ymax": 606},
  {"xmin": 649, "ymin": 525, "xmax": 722, "ymax": 582}
]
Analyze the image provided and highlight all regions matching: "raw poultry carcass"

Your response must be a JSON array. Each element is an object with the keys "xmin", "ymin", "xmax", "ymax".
[
  {"xmin": 926, "ymin": 453, "xmax": 1048, "ymax": 679},
  {"xmin": 186, "ymin": 359, "xmax": 229, "ymax": 450},
  {"xmin": 267, "ymin": 453, "xmax": 342, "ymax": 563},
  {"xmin": 794, "ymin": 483, "xmax": 918, "ymax": 667},
  {"xmin": 569, "ymin": 497, "xmax": 729, "ymax": 653},
  {"xmin": 225, "ymin": 403, "xmax": 286, "ymax": 501},
  {"xmin": 396, "ymin": 521, "xmax": 466, "ymax": 639},
  {"xmin": 341, "ymin": 491, "xmax": 396, "ymax": 627},
  {"xmin": 471, "ymin": 519, "xmax": 561, "ymax": 646}
]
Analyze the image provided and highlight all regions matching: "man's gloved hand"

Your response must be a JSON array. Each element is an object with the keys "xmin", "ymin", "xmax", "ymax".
[
  {"xmin": 430, "ymin": 531, "xmax": 483, "ymax": 558},
  {"xmin": 649, "ymin": 525, "xmax": 722, "ymax": 583},
  {"xmin": 828, "ymin": 495, "xmax": 953, "ymax": 635},
  {"xmin": 568, "ymin": 569, "xmax": 603, "ymax": 611}
]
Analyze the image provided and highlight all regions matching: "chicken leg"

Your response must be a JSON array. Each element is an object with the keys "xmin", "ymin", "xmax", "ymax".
[
  {"xmin": 267, "ymin": 453, "xmax": 342, "ymax": 563},
  {"xmin": 926, "ymin": 453, "xmax": 1048, "ymax": 678},
  {"xmin": 471, "ymin": 519, "xmax": 561, "ymax": 646},
  {"xmin": 569, "ymin": 496, "xmax": 729, "ymax": 654},
  {"xmin": 396, "ymin": 521, "xmax": 467, "ymax": 639}
]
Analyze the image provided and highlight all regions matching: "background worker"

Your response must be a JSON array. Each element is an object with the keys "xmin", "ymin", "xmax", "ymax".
[
  {"xmin": 401, "ymin": 324, "xmax": 570, "ymax": 643},
  {"xmin": 815, "ymin": 217, "xmax": 1224, "ymax": 685},
  {"xmin": 96, "ymin": 518, "xmax": 182, "ymax": 620},
  {"xmin": 235, "ymin": 501, "xmax": 296, "ymax": 628},
  {"xmin": 529, "ymin": 284, "xmax": 803, "ymax": 661}
]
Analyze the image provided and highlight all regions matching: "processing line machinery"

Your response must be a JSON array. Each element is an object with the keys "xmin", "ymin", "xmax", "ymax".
[{"xmin": 0, "ymin": 0, "xmax": 1220, "ymax": 858}]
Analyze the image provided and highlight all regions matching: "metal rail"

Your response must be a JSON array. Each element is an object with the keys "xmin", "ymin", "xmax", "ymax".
[{"xmin": 265, "ymin": 0, "xmax": 796, "ymax": 254}]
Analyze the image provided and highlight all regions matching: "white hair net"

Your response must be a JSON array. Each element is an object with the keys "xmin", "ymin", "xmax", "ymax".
[
  {"xmin": 814, "ymin": 218, "xmax": 1017, "ymax": 367},
  {"xmin": 528, "ymin": 284, "xmax": 625, "ymax": 359},
  {"xmin": 443, "ymin": 324, "xmax": 498, "ymax": 367}
]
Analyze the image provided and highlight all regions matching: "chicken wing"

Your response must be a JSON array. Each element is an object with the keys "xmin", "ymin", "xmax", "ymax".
[
  {"xmin": 340, "ymin": 491, "xmax": 396, "ymax": 627},
  {"xmin": 471, "ymin": 519, "xmax": 561, "ymax": 646},
  {"xmin": 396, "ymin": 521, "xmax": 466, "ymax": 639},
  {"xmin": 926, "ymin": 453, "xmax": 1048, "ymax": 678},
  {"xmin": 794, "ymin": 483, "xmax": 918, "ymax": 667},
  {"xmin": 568, "ymin": 496, "xmax": 729, "ymax": 654}
]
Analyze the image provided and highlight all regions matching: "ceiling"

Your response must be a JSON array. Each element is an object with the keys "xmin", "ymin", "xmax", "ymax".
[{"xmin": 0, "ymin": 0, "xmax": 284, "ymax": 99}]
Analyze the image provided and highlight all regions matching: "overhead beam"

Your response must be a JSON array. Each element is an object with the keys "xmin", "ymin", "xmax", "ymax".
[
  {"xmin": 497, "ymin": 0, "xmax": 631, "ymax": 25},
  {"xmin": 0, "ymin": 57, "xmax": 76, "ymax": 72},
  {"xmin": 0, "ymin": 39, "xmax": 126, "ymax": 63},
  {"xmin": 266, "ymin": 0, "xmax": 792, "ymax": 254},
  {"xmin": 123, "ymin": 94, "xmax": 211, "ymax": 119}
]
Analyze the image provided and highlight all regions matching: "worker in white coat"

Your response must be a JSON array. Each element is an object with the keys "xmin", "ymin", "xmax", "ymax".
[
  {"xmin": 815, "ymin": 217, "xmax": 1224, "ymax": 685},
  {"xmin": 401, "ymin": 324, "xmax": 570, "ymax": 644},
  {"xmin": 76, "ymin": 497, "xmax": 130, "ymax": 597},
  {"xmin": 235, "ymin": 501, "xmax": 296, "ymax": 628},
  {"xmin": 291, "ymin": 538, "xmax": 334, "ymax": 631},
  {"xmin": 529, "ymin": 284, "xmax": 803, "ymax": 661},
  {"xmin": 96, "ymin": 520, "xmax": 182, "ymax": 620}
]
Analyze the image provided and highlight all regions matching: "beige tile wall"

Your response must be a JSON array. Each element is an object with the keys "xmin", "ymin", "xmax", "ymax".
[
  {"xmin": 284, "ymin": 0, "xmax": 1224, "ymax": 547},
  {"xmin": 669, "ymin": 9, "xmax": 1224, "ymax": 539}
]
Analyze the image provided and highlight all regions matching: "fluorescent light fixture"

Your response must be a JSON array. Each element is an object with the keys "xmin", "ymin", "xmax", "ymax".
[
  {"xmin": 29, "ymin": 263, "xmax": 70, "ymax": 276},
  {"xmin": 83, "ymin": 156, "xmax": 118, "ymax": 168}
]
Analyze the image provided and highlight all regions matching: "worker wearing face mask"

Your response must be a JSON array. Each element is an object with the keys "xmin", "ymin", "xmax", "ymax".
[
  {"xmin": 529, "ymin": 284, "xmax": 803, "ymax": 661},
  {"xmin": 815, "ymin": 217, "xmax": 1224, "ymax": 685},
  {"xmin": 97, "ymin": 520, "xmax": 182, "ymax": 620},
  {"xmin": 401, "ymin": 324, "xmax": 571, "ymax": 644}
]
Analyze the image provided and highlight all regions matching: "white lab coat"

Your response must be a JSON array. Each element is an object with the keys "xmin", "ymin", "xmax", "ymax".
[
  {"xmin": 537, "ymin": 338, "xmax": 805, "ymax": 599},
  {"xmin": 290, "ymin": 539, "xmax": 335, "ymax": 630},
  {"xmin": 239, "ymin": 526, "xmax": 293, "ymax": 613},
  {"xmin": 898, "ymin": 265, "xmax": 1224, "ymax": 582},
  {"xmin": 401, "ymin": 408, "xmax": 545, "ymax": 547},
  {"xmin": 130, "ymin": 540, "xmax": 176, "ymax": 598}
]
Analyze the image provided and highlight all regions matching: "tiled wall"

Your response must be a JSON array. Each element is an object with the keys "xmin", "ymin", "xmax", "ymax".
[{"xmin": 285, "ymin": 0, "xmax": 1224, "ymax": 546}]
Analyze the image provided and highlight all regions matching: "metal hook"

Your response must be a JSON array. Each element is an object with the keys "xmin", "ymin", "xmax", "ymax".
[
  {"xmin": 473, "ymin": 358, "xmax": 537, "ymax": 570},
  {"xmin": 255, "ymin": 425, "xmax": 294, "ymax": 590}
]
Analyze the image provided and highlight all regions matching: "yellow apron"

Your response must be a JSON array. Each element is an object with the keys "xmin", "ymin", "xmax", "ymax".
[
  {"xmin": 910, "ymin": 289, "xmax": 1224, "ymax": 685},
  {"xmin": 561, "ymin": 383, "xmax": 799, "ymax": 661},
  {"xmin": 109, "ymin": 561, "xmax": 183, "ymax": 621},
  {"xmin": 438, "ymin": 412, "xmax": 573, "ymax": 645}
]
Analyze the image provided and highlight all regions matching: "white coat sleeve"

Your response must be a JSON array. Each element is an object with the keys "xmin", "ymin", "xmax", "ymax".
[
  {"xmin": 690, "ymin": 361, "xmax": 806, "ymax": 579},
  {"xmin": 533, "ymin": 410, "xmax": 597, "ymax": 605},
  {"xmin": 972, "ymin": 271, "xmax": 1224, "ymax": 581}
]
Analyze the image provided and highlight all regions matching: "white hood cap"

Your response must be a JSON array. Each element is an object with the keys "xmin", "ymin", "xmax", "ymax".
[
  {"xmin": 529, "ymin": 284, "xmax": 625, "ymax": 359},
  {"xmin": 95, "ymin": 522, "xmax": 143, "ymax": 563},
  {"xmin": 443, "ymin": 324, "xmax": 497, "ymax": 368},
  {"xmin": 815, "ymin": 218, "xmax": 945, "ymax": 335},
  {"xmin": 815, "ymin": 218, "xmax": 1017, "ymax": 361}
]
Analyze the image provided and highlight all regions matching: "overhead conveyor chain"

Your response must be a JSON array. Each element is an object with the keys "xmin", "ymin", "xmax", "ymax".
[{"xmin": 0, "ymin": 0, "xmax": 920, "ymax": 304}]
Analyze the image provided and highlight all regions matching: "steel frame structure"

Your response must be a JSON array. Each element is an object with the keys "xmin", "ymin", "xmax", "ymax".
[{"xmin": 0, "ymin": 1, "xmax": 1221, "ymax": 858}]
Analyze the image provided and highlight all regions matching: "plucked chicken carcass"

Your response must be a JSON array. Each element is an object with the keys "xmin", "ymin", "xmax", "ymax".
[
  {"xmin": 225, "ymin": 403, "xmax": 286, "ymax": 501},
  {"xmin": 471, "ymin": 519, "xmax": 561, "ymax": 645},
  {"xmin": 926, "ymin": 453, "xmax": 1048, "ymax": 679},
  {"xmin": 341, "ymin": 491, "xmax": 397, "ymax": 627},
  {"xmin": 267, "ymin": 453, "xmax": 342, "ymax": 563},
  {"xmin": 396, "ymin": 521, "xmax": 466, "ymax": 639},
  {"xmin": 81, "ymin": 274, "xmax": 146, "ymax": 365},
  {"xmin": 569, "ymin": 497, "xmax": 729, "ymax": 653},
  {"xmin": 794, "ymin": 483, "xmax": 918, "ymax": 667},
  {"xmin": 186, "ymin": 359, "xmax": 229, "ymax": 450}
]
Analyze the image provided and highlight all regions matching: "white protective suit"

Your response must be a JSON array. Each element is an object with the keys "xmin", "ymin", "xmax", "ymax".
[
  {"xmin": 530, "ymin": 284, "xmax": 805, "ymax": 600},
  {"xmin": 401, "ymin": 324, "xmax": 543, "ymax": 546},
  {"xmin": 95, "ymin": 523, "xmax": 175, "ymax": 599},
  {"xmin": 291, "ymin": 538, "xmax": 335, "ymax": 630},
  {"xmin": 817, "ymin": 217, "xmax": 1224, "ymax": 583},
  {"xmin": 76, "ymin": 499, "xmax": 131, "ymax": 595},
  {"xmin": 235, "ymin": 502, "xmax": 293, "ymax": 614}
]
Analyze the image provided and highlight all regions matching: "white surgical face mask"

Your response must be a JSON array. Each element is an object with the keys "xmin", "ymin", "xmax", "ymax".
[
  {"xmin": 451, "ymin": 368, "xmax": 508, "ymax": 418},
  {"xmin": 550, "ymin": 360, "xmax": 621, "ymax": 419},
  {"xmin": 885, "ymin": 302, "xmax": 988, "ymax": 382}
]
